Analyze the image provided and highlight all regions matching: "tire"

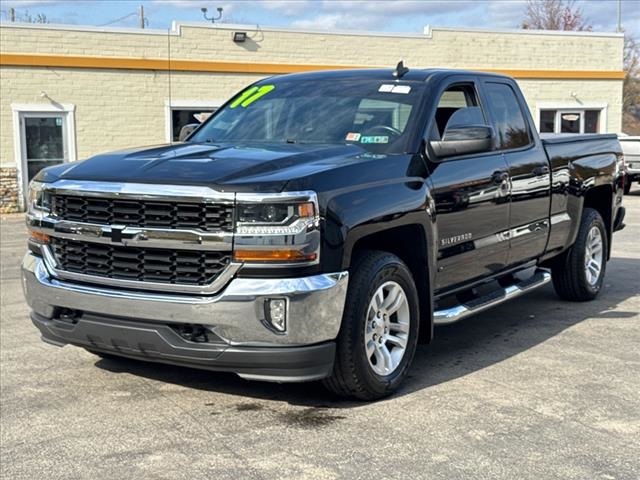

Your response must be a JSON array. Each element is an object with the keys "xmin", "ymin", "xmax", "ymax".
[
  {"xmin": 551, "ymin": 208, "xmax": 608, "ymax": 301},
  {"xmin": 323, "ymin": 250, "xmax": 420, "ymax": 400},
  {"xmin": 623, "ymin": 178, "xmax": 631, "ymax": 195}
]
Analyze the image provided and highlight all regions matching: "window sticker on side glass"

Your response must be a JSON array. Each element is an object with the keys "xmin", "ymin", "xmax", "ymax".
[
  {"xmin": 360, "ymin": 136, "xmax": 389, "ymax": 144},
  {"xmin": 378, "ymin": 84, "xmax": 411, "ymax": 94},
  {"xmin": 345, "ymin": 132, "xmax": 361, "ymax": 141}
]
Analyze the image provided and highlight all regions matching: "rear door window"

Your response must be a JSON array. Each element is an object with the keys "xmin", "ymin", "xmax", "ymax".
[{"xmin": 484, "ymin": 82, "xmax": 531, "ymax": 150}]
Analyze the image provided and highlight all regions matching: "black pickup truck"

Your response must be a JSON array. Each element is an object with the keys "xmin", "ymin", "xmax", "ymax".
[{"xmin": 23, "ymin": 67, "xmax": 626, "ymax": 400}]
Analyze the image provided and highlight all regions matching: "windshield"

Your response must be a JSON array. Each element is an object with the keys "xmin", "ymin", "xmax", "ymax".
[{"xmin": 190, "ymin": 78, "xmax": 425, "ymax": 154}]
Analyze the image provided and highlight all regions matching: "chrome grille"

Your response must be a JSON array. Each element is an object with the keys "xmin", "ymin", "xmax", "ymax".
[
  {"xmin": 50, "ymin": 238, "xmax": 232, "ymax": 286},
  {"xmin": 51, "ymin": 195, "xmax": 234, "ymax": 232}
]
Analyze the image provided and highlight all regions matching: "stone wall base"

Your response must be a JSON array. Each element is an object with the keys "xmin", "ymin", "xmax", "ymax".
[{"xmin": 0, "ymin": 167, "xmax": 21, "ymax": 213}]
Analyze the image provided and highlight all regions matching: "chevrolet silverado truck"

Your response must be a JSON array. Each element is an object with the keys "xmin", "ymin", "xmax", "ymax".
[{"xmin": 23, "ymin": 67, "xmax": 627, "ymax": 400}]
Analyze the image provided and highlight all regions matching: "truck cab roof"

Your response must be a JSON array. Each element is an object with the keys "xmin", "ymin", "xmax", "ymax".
[{"xmin": 268, "ymin": 67, "xmax": 513, "ymax": 84}]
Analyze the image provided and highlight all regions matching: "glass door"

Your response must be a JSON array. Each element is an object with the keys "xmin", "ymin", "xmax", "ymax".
[
  {"xmin": 20, "ymin": 112, "xmax": 68, "ymax": 187},
  {"xmin": 559, "ymin": 111, "xmax": 581, "ymax": 133}
]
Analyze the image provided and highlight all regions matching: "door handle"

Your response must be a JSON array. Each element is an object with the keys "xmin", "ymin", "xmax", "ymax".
[
  {"xmin": 532, "ymin": 166, "xmax": 550, "ymax": 176},
  {"xmin": 492, "ymin": 171, "xmax": 509, "ymax": 184}
]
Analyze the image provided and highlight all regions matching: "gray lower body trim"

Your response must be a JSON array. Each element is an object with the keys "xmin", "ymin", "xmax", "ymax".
[{"xmin": 31, "ymin": 312, "xmax": 335, "ymax": 382}]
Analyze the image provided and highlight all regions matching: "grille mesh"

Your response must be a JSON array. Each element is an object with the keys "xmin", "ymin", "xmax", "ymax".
[
  {"xmin": 51, "ymin": 195, "xmax": 234, "ymax": 232},
  {"xmin": 50, "ymin": 238, "xmax": 231, "ymax": 286}
]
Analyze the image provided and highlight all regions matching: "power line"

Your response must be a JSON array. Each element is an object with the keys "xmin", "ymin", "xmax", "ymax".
[
  {"xmin": 98, "ymin": 6, "xmax": 148, "ymax": 28},
  {"xmin": 98, "ymin": 12, "xmax": 137, "ymax": 27}
]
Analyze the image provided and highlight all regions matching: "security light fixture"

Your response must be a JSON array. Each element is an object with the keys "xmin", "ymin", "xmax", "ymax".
[
  {"xmin": 201, "ymin": 6, "xmax": 223, "ymax": 24},
  {"xmin": 233, "ymin": 31, "xmax": 247, "ymax": 43}
]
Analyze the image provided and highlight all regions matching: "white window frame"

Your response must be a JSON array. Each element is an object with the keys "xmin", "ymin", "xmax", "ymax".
[
  {"xmin": 164, "ymin": 100, "xmax": 223, "ymax": 143},
  {"xmin": 11, "ymin": 103, "xmax": 77, "ymax": 210},
  {"xmin": 535, "ymin": 102, "xmax": 608, "ymax": 134}
]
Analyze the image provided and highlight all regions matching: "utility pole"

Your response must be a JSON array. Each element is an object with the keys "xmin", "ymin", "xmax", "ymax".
[
  {"xmin": 139, "ymin": 5, "xmax": 145, "ymax": 29},
  {"xmin": 616, "ymin": 0, "xmax": 622, "ymax": 33},
  {"xmin": 9, "ymin": 7, "xmax": 15, "ymax": 22}
]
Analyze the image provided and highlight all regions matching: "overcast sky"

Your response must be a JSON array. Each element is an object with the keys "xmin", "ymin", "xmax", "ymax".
[{"xmin": 1, "ymin": 0, "xmax": 638, "ymax": 38}]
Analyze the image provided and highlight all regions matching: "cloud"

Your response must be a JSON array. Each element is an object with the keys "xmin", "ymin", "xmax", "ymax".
[
  {"xmin": 7, "ymin": 0, "xmax": 637, "ymax": 39},
  {"xmin": 291, "ymin": 12, "xmax": 382, "ymax": 30},
  {"xmin": 260, "ymin": 0, "xmax": 314, "ymax": 16}
]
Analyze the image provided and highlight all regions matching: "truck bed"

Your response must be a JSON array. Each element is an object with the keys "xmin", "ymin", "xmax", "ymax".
[{"xmin": 541, "ymin": 133, "xmax": 621, "ymax": 165}]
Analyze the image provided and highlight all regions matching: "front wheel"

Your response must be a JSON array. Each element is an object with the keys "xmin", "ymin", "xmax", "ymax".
[
  {"xmin": 323, "ymin": 251, "xmax": 420, "ymax": 400},
  {"xmin": 551, "ymin": 208, "xmax": 607, "ymax": 301}
]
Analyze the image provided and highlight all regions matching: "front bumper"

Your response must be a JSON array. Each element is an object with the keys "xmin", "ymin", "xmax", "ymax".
[{"xmin": 22, "ymin": 252, "xmax": 348, "ymax": 381}]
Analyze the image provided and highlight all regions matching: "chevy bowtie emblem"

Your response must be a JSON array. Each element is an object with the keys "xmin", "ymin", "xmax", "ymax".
[{"xmin": 110, "ymin": 227, "xmax": 123, "ymax": 243}]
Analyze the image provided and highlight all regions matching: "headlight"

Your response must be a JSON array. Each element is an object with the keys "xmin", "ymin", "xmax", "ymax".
[
  {"xmin": 234, "ymin": 192, "xmax": 320, "ymax": 264},
  {"xmin": 236, "ymin": 202, "xmax": 316, "ymax": 235},
  {"xmin": 27, "ymin": 180, "xmax": 52, "ymax": 246},
  {"xmin": 27, "ymin": 180, "xmax": 51, "ymax": 219}
]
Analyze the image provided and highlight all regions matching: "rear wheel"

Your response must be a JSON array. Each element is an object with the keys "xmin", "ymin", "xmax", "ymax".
[
  {"xmin": 551, "ymin": 208, "xmax": 607, "ymax": 301},
  {"xmin": 323, "ymin": 251, "xmax": 420, "ymax": 400}
]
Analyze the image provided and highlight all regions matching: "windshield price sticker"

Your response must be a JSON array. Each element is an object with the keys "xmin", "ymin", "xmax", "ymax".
[
  {"xmin": 360, "ymin": 136, "xmax": 389, "ymax": 144},
  {"xmin": 230, "ymin": 84, "xmax": 275, "ymax": 108},
  {"xmin": 378, "ymin": 84, "xmax": 411, "ymax": 94}
]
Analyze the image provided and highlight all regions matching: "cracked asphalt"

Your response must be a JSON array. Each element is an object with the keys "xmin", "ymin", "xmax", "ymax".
[{"xmin": 1, "ymin": 191, "xmax": 639, "ymax": 479}]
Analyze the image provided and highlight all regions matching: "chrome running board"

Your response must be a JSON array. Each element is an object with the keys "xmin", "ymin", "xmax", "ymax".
[{"xmin": 434, "ymin": 269, "xmax": 551, "ymax": 326}]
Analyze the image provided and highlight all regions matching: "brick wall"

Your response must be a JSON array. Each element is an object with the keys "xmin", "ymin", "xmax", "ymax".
[
  {"xmin": 0, "ymin": 22, "xmax": 626, "ymax": 211},
  {"xmin": 0, "ymin": 167, "xmax": 20, "ymax": 213}
]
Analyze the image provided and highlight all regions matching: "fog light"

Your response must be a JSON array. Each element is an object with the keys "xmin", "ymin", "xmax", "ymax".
[{"xmin": 265, "ymin": 298, "xmax": 287, "ymax": 332}]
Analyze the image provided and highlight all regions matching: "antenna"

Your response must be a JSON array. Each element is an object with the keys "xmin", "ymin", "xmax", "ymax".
[{"xmin": 393, "ymin": 60, "xmax": 409, "ymax": 79}]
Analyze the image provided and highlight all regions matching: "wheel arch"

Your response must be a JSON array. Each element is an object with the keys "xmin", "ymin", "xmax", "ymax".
[
  {"xmin": 346, "ymin": 223, "xmax": 434, "ymax": 343},
  {"xmin": 583, "ymin": 184, "xmax": 613, "ymax": 259}
]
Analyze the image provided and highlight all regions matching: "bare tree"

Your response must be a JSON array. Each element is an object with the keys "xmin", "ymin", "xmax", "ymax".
[
  {"xmin": 520, "ymin": 1, "xmax": 640, "ymax": 133},
  {"xmin": 623, "ymin": 35, "xmax": 640, "ymax": 134},
  {"xmin": 19, "ymin": 10, "xmax": 50, "ymax": 24},
  {"xmin": 521, "ymin": 0, "xmax": 591, "ymax": 31}
]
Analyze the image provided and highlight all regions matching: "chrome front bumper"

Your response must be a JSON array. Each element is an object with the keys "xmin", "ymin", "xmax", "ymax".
[{"xmin": 22, "ymin": 252, "xmax": 348, "ymax": 347}]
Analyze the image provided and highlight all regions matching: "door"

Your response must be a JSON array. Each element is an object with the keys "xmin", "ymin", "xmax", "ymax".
[
  {"xmin": 427, "ymin": 81, "xmax": 511, "ymax": 291},
  {"xmin": 482, "ymin": 81, "xmax": 551, "ymax": 264},
  {"xmin": 19, "ymin": 112, "xmax": 69, "ymax": 195}
]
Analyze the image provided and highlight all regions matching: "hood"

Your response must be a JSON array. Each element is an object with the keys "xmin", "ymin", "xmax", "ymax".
[{"xmin": 38, "ymin": 142, "xmax": 374, "ymax": 193}]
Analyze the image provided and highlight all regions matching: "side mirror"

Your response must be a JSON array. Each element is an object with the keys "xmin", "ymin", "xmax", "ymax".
[
  {"xmin": 178, "ymin": 123, "xmax": 199, "ymax": 142},
  {"xmin": 430, "ymin": 125, "xmax": 494, "ymax": 159}
]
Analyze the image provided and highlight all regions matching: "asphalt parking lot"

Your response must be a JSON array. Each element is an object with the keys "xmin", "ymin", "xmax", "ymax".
[{"xmin": 1, "ymin": 191, "xmax": 639, "ymax": 480}]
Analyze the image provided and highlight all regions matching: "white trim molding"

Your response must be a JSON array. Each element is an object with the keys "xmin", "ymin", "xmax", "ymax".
[
  {"xmin": 11, "ymin": 102, "xmax": 77, "ymax": 210},
  {"xmin": 0, "ymin": 19, "xmax": 623, "ymax": 40},
  {"xmin": 164, "ymin": 99, "xmax": 223, "ymax": 143}
]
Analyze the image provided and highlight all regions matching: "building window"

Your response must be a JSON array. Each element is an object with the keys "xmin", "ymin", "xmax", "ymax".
[
  {"xmin": 170, "ymin": 108, "xmax": 217, "ymax": 141},
  {"xmin": 165, "ymin": 101, "xmax": 222, "ymax": 142},
  {"xmin": 539, "ymin": 109, "xmax": 602, "ymax": 134}
]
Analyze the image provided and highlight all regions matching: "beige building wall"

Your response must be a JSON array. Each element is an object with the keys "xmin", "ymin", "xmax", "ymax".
[{"xmin": 0, "ymin": 22, "xmax": 625, "ymax": 211}]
